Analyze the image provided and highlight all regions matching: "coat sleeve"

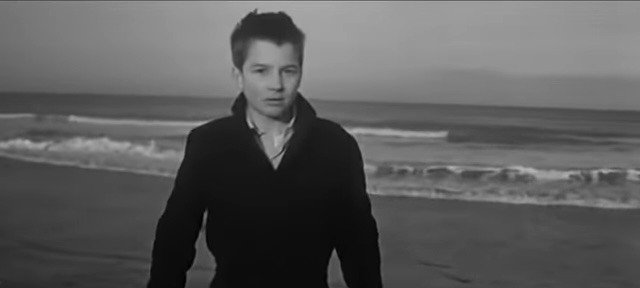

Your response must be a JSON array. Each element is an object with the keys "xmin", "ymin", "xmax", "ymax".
[
  {"xmin": 147, "ymin": 130, "xmax": 207, "ymax": 288},
  {"xmin": 334, "ymin": 134, "xmax": 384, "ymax": 288}
]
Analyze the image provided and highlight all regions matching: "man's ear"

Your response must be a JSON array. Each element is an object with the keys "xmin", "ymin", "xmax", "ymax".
[{"xmin": 232, "ymin": 67, "xmax": 243, "ymax": 91}]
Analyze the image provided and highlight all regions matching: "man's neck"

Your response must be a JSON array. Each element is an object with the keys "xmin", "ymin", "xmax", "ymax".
[{"xmin": 247, "ymin": 106, "xmax": 295, "ymax": 134}]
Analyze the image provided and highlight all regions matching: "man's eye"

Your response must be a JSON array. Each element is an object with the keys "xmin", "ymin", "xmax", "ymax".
[
  {"xmin": 284, "ymin": 69, "xmax": 298, "ymax": 75},
  {"xmin": 254, "ymin": 69, "xmax": 267, "ymax": 74}
]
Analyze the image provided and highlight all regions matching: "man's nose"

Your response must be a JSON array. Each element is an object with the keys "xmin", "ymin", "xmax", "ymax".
[{"xmin": 268, "ymin": 72, "xmax": 284, "ymax": 91}]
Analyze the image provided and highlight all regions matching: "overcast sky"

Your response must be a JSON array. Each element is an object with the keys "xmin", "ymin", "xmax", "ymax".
[{"xmin": 1, "ymin": 1, "xmax": 639, "ymax": 110}]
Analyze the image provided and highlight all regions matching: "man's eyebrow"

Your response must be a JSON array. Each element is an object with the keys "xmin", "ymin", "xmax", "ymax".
[
  {"xmin": 248, "ymin": 63, "xmax": 271, "ymax": 68},
  {"xmin": 248, "ymin": 63, "xmax": 299, "ymax": 70}
]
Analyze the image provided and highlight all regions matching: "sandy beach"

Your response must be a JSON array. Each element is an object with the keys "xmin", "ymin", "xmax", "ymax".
[{"xmin": 1, "ymin": 156, "xmax": 639, "ymax": 288}]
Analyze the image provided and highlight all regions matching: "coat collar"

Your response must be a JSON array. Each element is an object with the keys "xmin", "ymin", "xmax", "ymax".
[
  {"xmin": 230, "ymin": 92, "xmax": 317, "ymax": 172},
  {"xmin": 245, "ymin": 102, "xmax": 297, "ymax": 136}
]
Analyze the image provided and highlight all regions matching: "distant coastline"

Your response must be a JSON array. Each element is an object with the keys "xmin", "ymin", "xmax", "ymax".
[{"xmin": 2, "ymin": 90, "xmax": 640, "ymax": 113}]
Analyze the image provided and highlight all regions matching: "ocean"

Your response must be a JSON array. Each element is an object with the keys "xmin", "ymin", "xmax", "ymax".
[{"xmin": 1, "ymin": 92, "xmax": 639, "ymax": 209}]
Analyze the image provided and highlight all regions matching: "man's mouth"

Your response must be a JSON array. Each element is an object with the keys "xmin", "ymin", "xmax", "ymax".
[{"xmin": 264, "ymin": 98, "xmax": 285, "ymax": 105}]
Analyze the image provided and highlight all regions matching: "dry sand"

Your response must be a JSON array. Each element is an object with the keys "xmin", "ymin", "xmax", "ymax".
[{"xmin": 1, "ymin": 157, "xmax": 639, "ymax": 288}]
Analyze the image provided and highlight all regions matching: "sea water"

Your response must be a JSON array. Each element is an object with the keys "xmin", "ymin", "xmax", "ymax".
[{"xmin": 1, "ymin": 92, "xmax": 639, "ymax": 209}]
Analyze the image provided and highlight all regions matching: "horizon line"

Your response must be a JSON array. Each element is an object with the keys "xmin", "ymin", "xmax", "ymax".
[{"xmin": 1, "ymin": 91, "xmax": 639, "ymax": 114}]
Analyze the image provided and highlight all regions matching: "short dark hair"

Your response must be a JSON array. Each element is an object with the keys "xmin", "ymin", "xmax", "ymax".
[{"xmin": 230, "ymin": 9, "xmax": 306, "ymax": 70}]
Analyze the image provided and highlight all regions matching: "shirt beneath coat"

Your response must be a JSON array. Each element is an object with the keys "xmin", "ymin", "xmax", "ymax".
[{"xmin": 245, "ymin": 104, "xmax": 296, "ymax": 169}]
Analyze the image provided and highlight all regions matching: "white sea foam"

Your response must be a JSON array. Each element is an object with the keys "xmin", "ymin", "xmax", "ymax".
[
  {"xmin": 67, "ymin": 115, "xmax": 204, "ymax": 127},
  {"xmin": 372, "ymin": 162, "xmax": 640, "ymax": 183},
  {"xmin": 58, "ymin": 115, "xmax": 451, "ymax": 141},
  {"xmin": 505, "ymin": 165, "xmax": 578, "ymax": 181},
  {"xmin": 346, "ymin": 127, "xmax": 448, "ymax": 139},
  {"xmin": 0, "ymin": 137, "xmax": 182, "ymax": 160},
  {"xmin": 6, "ymin": 136, "xmax": 623, "ymax": 184},
  {"xmin": 1, "ymin": 148, "xmax": 638, "ymax": 210},
  {"xmin": 368, "ymin": 187, "xmax": 640, "ymax": 209},
  {"xmin": 0, "ymin": 113, "xmax": 35, "ymax": 119},
  {"xmin": 628, "ymin": 169, "xmax": 640, "ymax": 181}
]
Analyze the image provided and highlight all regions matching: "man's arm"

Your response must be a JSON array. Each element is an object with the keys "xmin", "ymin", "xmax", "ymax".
[
  {"xmin": 147, "ymin": 130, "xmax": 207, "ymax": 288},
  {"xmin": 334, "ymin": 135, "xmax": 384, "ymax": 288}
]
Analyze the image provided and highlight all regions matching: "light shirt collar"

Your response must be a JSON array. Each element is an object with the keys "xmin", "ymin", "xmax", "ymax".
[{"xmin": 246, "ymin": 105, "xmax": 297, "ymax": 136}]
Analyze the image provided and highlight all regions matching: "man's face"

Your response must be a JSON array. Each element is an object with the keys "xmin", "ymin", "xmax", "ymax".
[{"xmin": 235, "ymin": 40, "xmax": 302, "ymax": 120}]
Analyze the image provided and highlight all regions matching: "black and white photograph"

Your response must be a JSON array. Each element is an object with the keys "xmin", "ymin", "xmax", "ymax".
[{"xmin": 1, "ymin": 1, "xmax": 639, "ymax": 288}]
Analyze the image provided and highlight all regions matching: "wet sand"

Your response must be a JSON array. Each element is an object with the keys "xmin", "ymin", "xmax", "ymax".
[{"xmin": 1, "ymin": 157, "xmax": 639, "ymax": 288}]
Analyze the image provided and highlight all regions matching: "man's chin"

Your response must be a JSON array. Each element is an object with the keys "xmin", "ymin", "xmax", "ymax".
[
  {"xmin": 262, "ymin": 106, "xmax": 294, "ymax": 119},
  {"xmin": 263, "ymin": 110, "xmax": 286, "ymax": 119}
]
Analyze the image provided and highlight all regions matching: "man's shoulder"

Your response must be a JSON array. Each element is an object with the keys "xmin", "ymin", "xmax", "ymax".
[
  {"xmin": 311, "ymin": 118, "xmax": 362, "ymax": 166},
  {"xmin": 186, "ymin": 115, "xmax": 238, "ymax": 143},
  {"xmin": 190, "ymin": 115, "xmax": 236, "ymax": 135},
  {"xmin": 312, "ymin": 117, "xmax": 357, "ymax": 146}
]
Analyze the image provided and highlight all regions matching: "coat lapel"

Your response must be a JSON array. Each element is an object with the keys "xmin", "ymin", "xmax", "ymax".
[{"xmin": 230, "ymin": 92, "xmax": 317, "ymax": 173}]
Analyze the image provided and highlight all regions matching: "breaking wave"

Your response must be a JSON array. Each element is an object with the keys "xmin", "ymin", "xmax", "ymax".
[
  {"xmin": 3, "ymin": 113, "xmax": 639, "ymax": 147},
  {"xmin": 0, "ymin": 137, "xmax": 181, "ymax": 160},
  {"xmin": 0, "ymin": 113, "xmax": 36, "ymax": 119},
  {"xmin": 2, "ymin": 136, "xmax": 638, "ymax": 186},
  {"xmin": 1, "ymin": 112, "xmax": 451, "ymax": 140},
  {"xmin": 66, "ymin": 115, "xmax": 204, "ymax": 127},
  {"xmin": 370, "ymin": 162, "xmax": 640, "ymax": 184},
  {"xmin": 345, "ymin": 127, "xmax": 448, "ymax": 139},
  {"xmin": 1, "ymin": 136, "xmax": 638, "ymax": 209}
]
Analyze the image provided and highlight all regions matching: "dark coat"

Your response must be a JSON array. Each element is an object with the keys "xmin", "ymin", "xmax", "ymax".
[{"xmin": 147, "ymin": 93, "xmax": 383, "ymax": 288}]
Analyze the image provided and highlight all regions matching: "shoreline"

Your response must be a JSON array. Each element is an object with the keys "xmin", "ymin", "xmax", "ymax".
[{"xmin": 2, "ymin": 153, "xmax": 637, "ymax": 210}]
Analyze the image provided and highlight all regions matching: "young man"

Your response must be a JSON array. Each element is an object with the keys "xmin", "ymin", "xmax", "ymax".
[{"xmin": 147, "ymin": 10, "xmax": 383, "ymax": 288}]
